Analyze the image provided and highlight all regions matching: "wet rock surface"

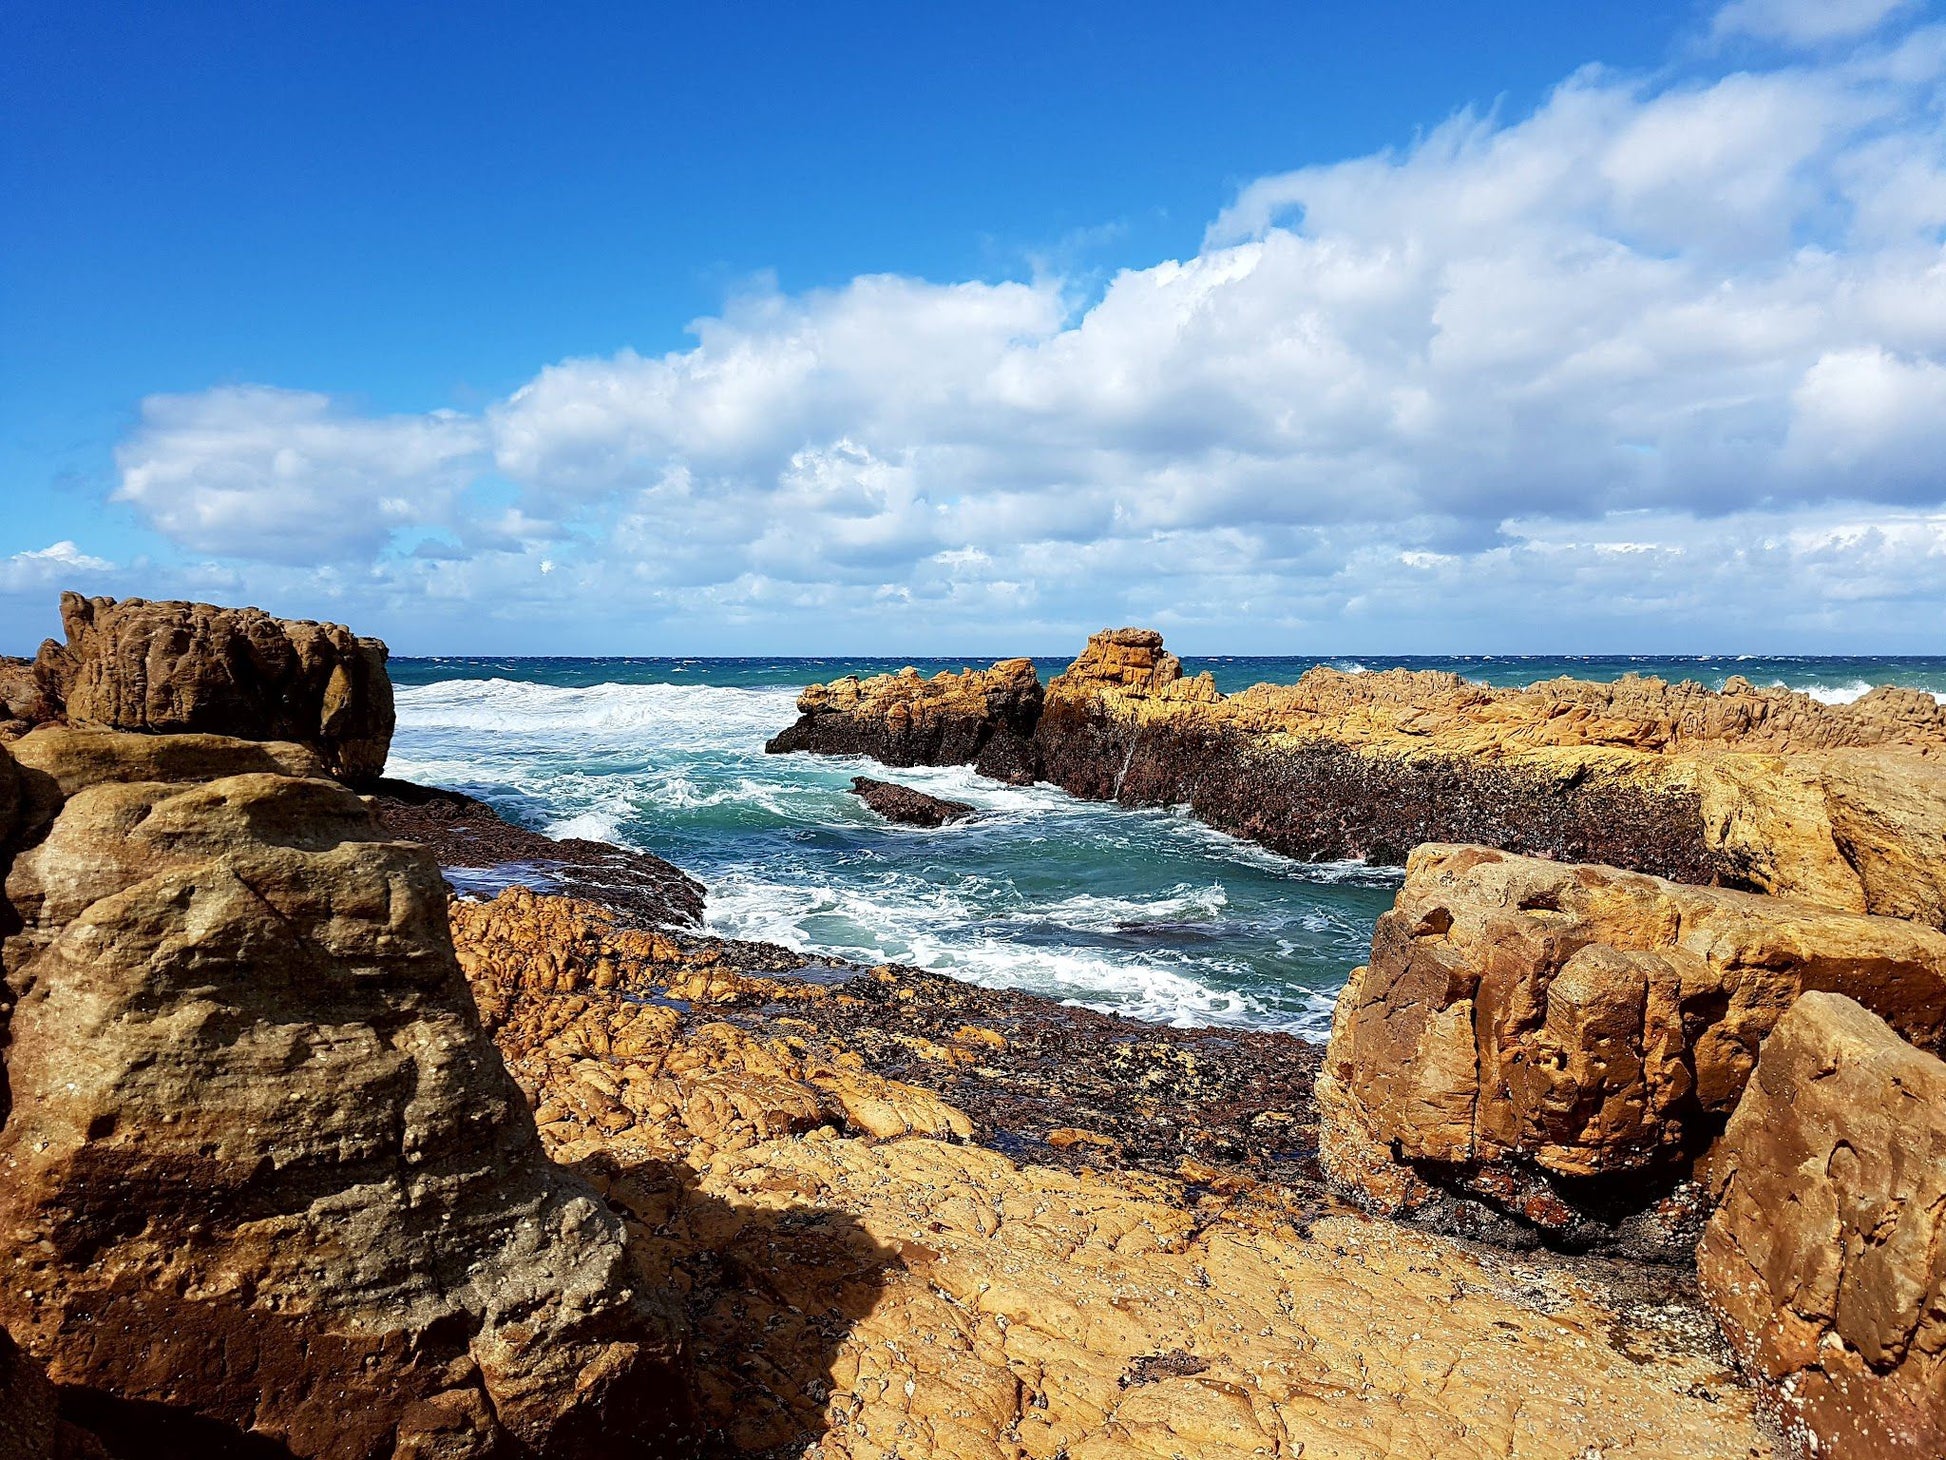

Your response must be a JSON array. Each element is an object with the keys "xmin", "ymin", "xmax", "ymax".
[
  {"xmin": 369, "ymin": 776, "xmax": 705, "ymax": 927},
  {"xmin": 846, "ymin": 776, "xmax": 974, "ymax": 827},
  {"xmin": 0, "ymin": 731, "xmax": 693, "ymax": 1459},
  {"xmin": 453, "ymin": 884, "xmax": 1777, "ymax": 1460},
  {"xmin": 24, "ymin": 593, "xmax": 396, "ymax": 784},
  {"xmin": 1699, "ymin": 993, "xmax": 1946, "ymax": 1460},
  {"xmin": 1317, "ymin": 844, "xmax": 1946, "ymax": 1250}
]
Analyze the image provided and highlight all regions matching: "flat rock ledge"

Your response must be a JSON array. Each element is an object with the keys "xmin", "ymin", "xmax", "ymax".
[{"xmin": 847, "ymin": 775, "xmax": 975, "ymax": 826}]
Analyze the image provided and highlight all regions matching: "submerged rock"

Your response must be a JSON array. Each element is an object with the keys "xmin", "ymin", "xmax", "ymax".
[
  {"xmin": 1699, "ymin": 992, "xmax": 1946, "ymax": 1460},
  {"xmin": 847, "ymin": 775, "xmax": 975, "ymax": 826},
  {"xmin": 26, "ymin": 592, "xmax": 396, "ymax": 783},
  {"xmin": 0, "ymin": 728, "xmax": 692, "ymax": 1458},
  {"xmin": 1316, "ymin": 844, "xmax": 1946, "ymax": 1248}
]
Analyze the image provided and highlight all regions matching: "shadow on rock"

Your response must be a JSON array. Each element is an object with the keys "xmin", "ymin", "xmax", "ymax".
[{"xmin": 573, "ymin": 1152, "xmax": 903, "ymax": 1459}]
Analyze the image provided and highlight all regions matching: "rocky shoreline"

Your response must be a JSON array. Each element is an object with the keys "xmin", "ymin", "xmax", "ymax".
[{"xmin": 2, "ymin": 594, "xmax": 1940, "ymax": 1458}]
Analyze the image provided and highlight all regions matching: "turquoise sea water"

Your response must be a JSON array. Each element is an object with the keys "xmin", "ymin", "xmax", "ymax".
[{"xmin": 389, "ymin": 654, "xmax": 1946, "ymax": 1038}]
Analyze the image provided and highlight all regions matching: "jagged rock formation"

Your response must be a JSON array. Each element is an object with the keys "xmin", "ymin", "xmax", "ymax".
[
  {"xmin": 768, "ymin": 628, "xmax": 1946, "ymax": 924},
  {"xmin": 1315, "ymin": 845, "xmax": 1946, "ymax": 1246},
  {"xmin": 22, "ymin": 593, "xmax": 396, "ymax": 783},
  {"xmin": 0, "ymin": 1325, "xmax": 105, "ymax": 1460},
  {"xmin": 765, "ymin": 657, "xmax": 1043, "ymax": 783},
  {"xmin": 1699, "ymin": 993, "xmax": 1946, "ymax": 1460},
  {"xmin": 846, "ymin": 776, "xmax": 974, "ymax": 827},
  {"xmin": 451, "ymin": 884, "xmax": 1779, "ymax": 1460},
  {"xmin": 0, "ymin": 726, "xmax": 692, "ymax": 1458}
]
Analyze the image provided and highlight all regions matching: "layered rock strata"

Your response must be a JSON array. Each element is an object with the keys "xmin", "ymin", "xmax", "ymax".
[
  {"xmin": 19, "ymin": 593, "xmax": 395, "ymax": 783},
  {"xmin": 769, "ymin": 628, "xmax": 1946, "ymax": 924},
  {"xmin": 453, "ymin": 883, "xmax": 1778, "ymax": 1460},
  {"xmin": 1699, "ymin": 992, "xmax": 1946, "ymax": 1460},
  {"xmin": 0, "ymin": 726, "xmax": 692, "ymax": 1458},
  {"xmin": 846, "ymin": 776, "xmax": 974, "ymax": 827},
  {"xmin": 1316, "ymin": 844, "xmax": 1946, "ymax": 1248}
]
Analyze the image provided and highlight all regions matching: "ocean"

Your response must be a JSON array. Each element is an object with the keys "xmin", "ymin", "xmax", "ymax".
[{"xmin": 389, "ymin": 653, "xmax": 1946, "ymax": 1040}]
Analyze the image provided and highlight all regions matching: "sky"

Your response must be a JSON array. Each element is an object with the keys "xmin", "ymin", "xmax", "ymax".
[{"xmin": 4, "ymin": 0, "xmax": 1945, "ymax": 655}]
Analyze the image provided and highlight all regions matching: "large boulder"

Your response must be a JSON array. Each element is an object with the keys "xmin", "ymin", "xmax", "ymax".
[
  {"xmin": 30, "ymin": 593, "xmax": 395, "ymax": 783},
  {"xmin": 0, "ymin": 729, "xmax": 692, "ymax": 1458},
  {"xmin": 1699, "ymin": 993, "xmax": 1946, "ymax": 1460},
  {"xmin": 1317, "ymin": 845, "xmax": 1946, "ymax": 1240}
]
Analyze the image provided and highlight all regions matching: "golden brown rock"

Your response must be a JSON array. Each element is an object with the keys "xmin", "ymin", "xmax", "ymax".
[
  {"xmin": 0, "ymin": 742, "xmax": 691, "ymax": 1458},
  {"xmin": 1318, "ymin": 845, "xmax": 1946, "ymax": 1238},
  {"xmin": 30, "ymin": 592, "xmax": 396, "ymax": 783},
  {"xmin": 1699, "ymin": 992, "xmax": 1946, "ymax": 1460}
]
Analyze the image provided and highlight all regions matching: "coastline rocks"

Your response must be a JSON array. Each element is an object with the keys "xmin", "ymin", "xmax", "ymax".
[
  {"xmin": 1699, "ymin": 993, "xmax": 1946, "ymax": 1460},
  {"xmin": 766, "ymin": 656, "xmax": 1043, "ymax": 784},
  {"xmin": 369, "ymin": 777, "xmax": 706, "ymax": 927},
  {"xmin": 27, "ymin": 593, "xmax": 395, "ymax": 783},
  {"xmin": 769, "ymin": 629, "xmax": 1946, "ymax": 923},
  {"xmin": 0, "ymin": 734, "xmax": 691, "ymax": 1457},
  {"xmin": 1317, "ymin": 845, "xmax": 1946, "ymax": 1242},
  {"xmin": 847, "ymin": 776, "xmax": 974, "ymax": 827}
]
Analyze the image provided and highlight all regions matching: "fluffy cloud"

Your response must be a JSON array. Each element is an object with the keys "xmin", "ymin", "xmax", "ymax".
[
  {"xmin": 88, "ymin": 6, "xmax": 1946, "ymax": 648},
  {"xmin": 0, "ymin": 541, "xmax": 115, "ymax": 593}
]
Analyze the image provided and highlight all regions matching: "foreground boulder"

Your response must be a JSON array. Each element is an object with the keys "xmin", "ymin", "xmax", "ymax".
[
  {"xmin": 847, "ymin": 776, "xmax": 975, "ymax": 826},
  {"xmin": 26, "ymin": 592, "xmax": 395, "ymax": 782},
  {"xmin": 771, "ymin": 628, "xmax": 1946, "ymax": 924},
  {"xmin": 1699, "ymin": 992, "xmax": 1946, "ymax": 1460},
  {"xmin": 0, "ymin": 728, "xmax": 691, "ymax": 1458},
  {"xmin": 1317, "ymin": 845, "xmax": 1946, "ymax": 1244}
]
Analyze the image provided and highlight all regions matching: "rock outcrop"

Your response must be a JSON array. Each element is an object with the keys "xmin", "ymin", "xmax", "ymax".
[
  {"xmin": 25, "ymin": 593, "xmax": 395, "ymax": 783},
  {"xmin": 1316, "ymin": 845, "xmax": 1946, "ymax": 1245},
  {"xmin": 765, "ymin": 657, "xmax": 1043, "ymax": 784},
  {"xmin": 452, "ymin": 883, "xmax": 1781, "ymax": 1460},
  {"xmin": 846, "ymin": 776, "xmax": 975, "ymax": 827},
  {"xmin": 0, "ymin": 1325, "xmax": 105, "ymax": 1460},
  {"xmin": 769, "ymin": 629, "xmax": 1946, "ymax": 924},
  {"xmin": 0, "ymin": 727, "xmax": 692, "ymax": 1458},
  {"xmin": 1699, "ymin": 992, "xmax": 1946, "ymax": 1460}
]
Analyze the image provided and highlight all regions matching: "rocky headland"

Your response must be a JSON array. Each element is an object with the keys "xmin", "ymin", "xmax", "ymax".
[{"xmin": 2, "ymin": 594, "xmax": 1940, "ymax": 1458}]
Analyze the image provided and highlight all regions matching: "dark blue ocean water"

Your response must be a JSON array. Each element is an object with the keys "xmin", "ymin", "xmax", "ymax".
[{"xmin": 388, "ymin": 654, "xmax": 1946, "ymax": 1036}]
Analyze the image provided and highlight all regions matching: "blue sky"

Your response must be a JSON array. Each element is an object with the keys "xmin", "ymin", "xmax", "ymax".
[{"xmin": 4, "ymin": 0, "xmax": 1944, "ymax": 654}]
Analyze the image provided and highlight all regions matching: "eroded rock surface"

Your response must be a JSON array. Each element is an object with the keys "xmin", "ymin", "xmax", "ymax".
[
  {"xmin": 0, "ymin": 729, "xmax": 691, "ymax": 1458},
  {"xmin": 27, "ymin": 593, "xmax": 395, "ymax": 783},
  {"xmin": 1317, "ymin": 845, "xmax": 1946, "ymax": 1247},
  {"xmin": 453, "ymin": 885, "xmax": 1778, "ymax": 1460},
  {"xmin": 769, "ymin": 628, "xmax": 1946, "ymax": 923},
  {"xmin": 847, "ymin": 776, "xmax": 974, "ymax": 827},
  {"xmin": 1699, "ymin": 992, "xmax": 1946, "ymax": 1460}
]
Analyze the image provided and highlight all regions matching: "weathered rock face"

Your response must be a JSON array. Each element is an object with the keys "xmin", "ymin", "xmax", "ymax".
[
  {"xmin": 765, "ymin": 656, "xmax": 1043, "ymax": 784},
  {"xmin": 0, "ymin": 1324, "xmax": 107, "ymax": 1460},
  {"xmin": 1317, "ymin": 845, "xmax": 1946, "ymax": 1242},
  {"xmin": 451, "ymin": 884, "xmax": 1781, "ymax": 1460},
  {"xmin": 29, "ymin": 593, "xmax": 396, "ymax": 783},
  {"xmin": 770, "ymin": 629, "xmax": 1946, "ymax": 924},
  {"xmin": 1699, "ymin": 992, "xmax": 1946, "ymax": 1460},
  {"xmin": 847, "ymin": 776, "xmax": 974, "ymax": 827},
  {"xmin": 0, "ymin": 729, "xmax": 691, "ymax": 1458}
]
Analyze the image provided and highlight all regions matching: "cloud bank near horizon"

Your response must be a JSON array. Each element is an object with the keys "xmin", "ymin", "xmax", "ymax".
[{"xmin": 35, "ymin": 4, "xmax": 1946, "ymax": 651}]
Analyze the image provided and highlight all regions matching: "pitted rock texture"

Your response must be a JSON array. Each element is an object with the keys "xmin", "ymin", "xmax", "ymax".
[
  {"xmin": 1317, "ymin": 845, "xmax": 1946, "ymax": 1242},
  {"xmin": 0, "ymin": 1325, "xmax": 106, "ymax": 1460},
  {"xmin": 370, "ymin": 776, "xmax": 706, "ymax": 927},
  {"xmin": 0, "ymin": 730, "xmax": 691, "ymax": 1459},
  {"xmin": 29, "ymin": 592, "xmax": 396, "ymax": 783},
  {"xmin": 765, "ymin": 656, "xmax": 1043, "ymax": 784},
  {"xmin": 452, "ymin": 885, "xmax": 1778, "ymax": 1460},
  {"xmin": 770, "ymin": 628, "xmax": 1946, "ymax": 923},
  {"xmin": 1699, "ymin": 993, "xmax": 1946, "ymax": 1460},
  {"xmin": 846, "ymin": 776, "xmax": 974, "ymax": 827}
]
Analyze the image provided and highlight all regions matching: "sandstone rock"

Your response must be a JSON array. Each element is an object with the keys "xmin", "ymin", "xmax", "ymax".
[
  {"xmin": 847, "ymin": 776, "xmax": 975, "ymax": 826},
  {"xmin": 766, "ymin": 657, "xmax": 1043, "ymax": 783},
  {"xmin": 1699, "ymin": 992, "xmax": 1946, "ymax": 1460},
  {"xmin": 0, "ymin": 1324, "xmax": 109, "ymax": 1460},
  {"xmin": 0, "ymin": 658, "xmax": 53, "ymax": 740},
  {"xmin": 31, "ymin": 592, "xmax": 395, "ymax": 783},
  {"xmin": 1318, "ymin": 845, "xmax": 1946, "ymax": 1240},
  {"xmin": 773, "ymin": 629, "xmax": 1946, "ymax": 923},
  {"xmin": 0, "ymin": 744, "xmax": 691, "ymax": 1457}
]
